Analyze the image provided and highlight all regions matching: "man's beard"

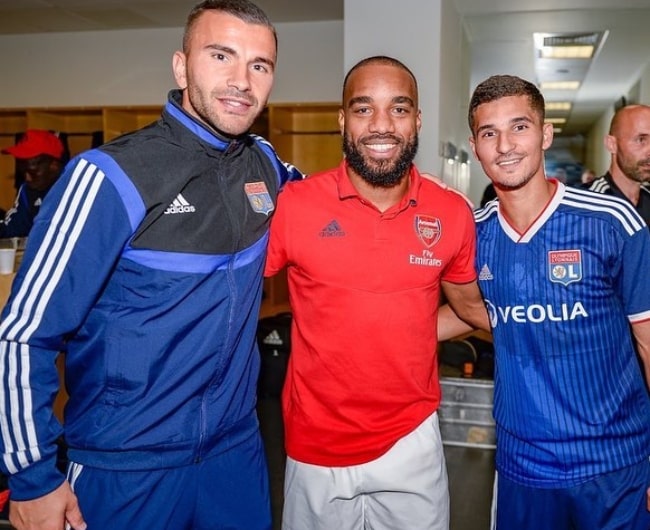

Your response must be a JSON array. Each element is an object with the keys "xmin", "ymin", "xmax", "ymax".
[
  {"xmin": 187, "ymin": 84, "xmax": 258, "ymax": 137},
  {"xmin": 343, "ymin": 133, "xmax": 418, "ymax": 188},
  {"xmin": 617, "ymin": 153, "xmax": 650, "ymax": 183},
  {"xmin": 492, "ymin": 170, "xmax": 537, "ymax": 192}
]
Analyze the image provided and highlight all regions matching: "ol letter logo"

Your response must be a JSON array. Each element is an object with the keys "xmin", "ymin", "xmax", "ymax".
[
  {"xmin": 414, "ymin": 215, "xmax": 441, "ymax": 248},
  {"xmin": 548, "ymin": 249, "xmax": 582, "ymax": 286},
  {"xmin": 245, "ymin": 181, "xmax": 274, "ymax": 215}
]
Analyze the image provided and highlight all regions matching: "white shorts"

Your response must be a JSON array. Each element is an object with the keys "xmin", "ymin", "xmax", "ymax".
[{"xmin": 282, "ymin": 411, "xmax": 449, "ymax": 530}]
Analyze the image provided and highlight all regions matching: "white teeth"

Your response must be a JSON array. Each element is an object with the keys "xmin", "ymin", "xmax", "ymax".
[{"xmin": 367, "ymin": 144, "xmax": 394, "ymax": 152}]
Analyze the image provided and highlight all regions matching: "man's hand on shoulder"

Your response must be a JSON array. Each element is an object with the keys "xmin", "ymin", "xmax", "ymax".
[
  {"xmin": 420, "ymin": 172, "xmax": 474, "ymax": 208},
  {"xmin": 420, "ymin": 172, "xmax": 445, "ymax": 188},
  {"xmin": 9, "ymin": 481, "xmax": 86, "ymax": 530}
]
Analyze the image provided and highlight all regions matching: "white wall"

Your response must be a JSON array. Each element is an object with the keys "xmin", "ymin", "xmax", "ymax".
[
  {"xmin": 1, "ymin": 12, "xmax": 482, "ymax": 195},
  {"xmin": 270, "ymin": 20, "xmax": 343, "ymax": 104},
  {"xmin": 438, "ymin": 0, "xmax": 477, "ymax": 199},
  {"xmin": 640, "ymin": 64, "xmax": 650, "ymax": 104},
  {"xmin": 2, "ymin": 10, "xmax": 641, "ymax": 201},
  {"xmin": 343, "ymin": 0, "xmax": 443, "ymax": 177},
  {"xmin": 0, "ymin": 10, "xmax": 481, "ymax": 192},
  {"xmin": 584, "ymin": 62, "xmax": 650, "ymax": 177},
  {"xmin": 584, "ymin": 109, "xmax": 613, "ymax": 177},
  {"xmin": 0, "ymin": 20, "xmax": 343, "ymax": 108},
  {"xmin": 0, "ymin": 28, "xmax": 180, "ymax": 107}
]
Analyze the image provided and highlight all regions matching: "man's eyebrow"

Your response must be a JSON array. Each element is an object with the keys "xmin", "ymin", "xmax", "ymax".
[
  {"xmin": 254, "ymin": 56, "xmax": 276, "ymax": 70},
  {"xmin": 347, "ymin": 95, "xmax": 415, "ymax": 108},
  {"xmin": 475, "ymin": 121, "xmax": 495, "ymax": 134},
  {"xmin": 476, "ymin": 115, "xmax": 533, "ymax": 133},
  {"xmin": 205, "ymin": 44, "xmax": 275, "ymax": 70},
  {"xmin": 206, "ymin": 43, "xmax": 235, "ymax": 55},
  {"xmin": 511, "ymin": 115, "xmax": 534, "ymax": 125},
  {"xmin": 392, "ymin": 96, "xmax": 415, "ymax": 106},
  {"xmin": 347, "ymin": 96, "xmax": 373, "ymax": 108}
]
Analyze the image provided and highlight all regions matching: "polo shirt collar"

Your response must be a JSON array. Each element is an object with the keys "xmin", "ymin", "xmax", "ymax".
[{"xmin": 336, "ymin": 160, "xmax": 420, "ymax": 210}]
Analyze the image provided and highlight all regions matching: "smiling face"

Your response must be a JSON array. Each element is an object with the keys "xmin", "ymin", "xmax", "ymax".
[
  {"xmin": 339, "ymin": 62, "xmax": 421, "ymax": 188},
  {"xmin": 172, "ymin": 10, "xmax": 276, "ymax": 137},
  {"xmin": 469, "ymin": 95, "xmax": 553, "ymax": 190}
]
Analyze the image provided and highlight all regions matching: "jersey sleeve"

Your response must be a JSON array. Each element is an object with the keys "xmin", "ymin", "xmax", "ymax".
[
  {"xmin": 264, "ymin": 186, "xmax": 293, "ymax": 277},
  {"xmin": 441, "ymin": 195, "xmax": 478, "ymax": 284},
  {"xmin": 253, "ymin": 135, "xmax": 304, "ymax": 187},
  {"xmin": 0, "ymin": 153, "xmax": 143, "ymax": 500},
  {"xmin": 619, "ymin": 224, "xmax": 650, "ymax": 323},
  {"xmin": 0, "ymin": 185, "xmax": 33, "ymax": 238}
]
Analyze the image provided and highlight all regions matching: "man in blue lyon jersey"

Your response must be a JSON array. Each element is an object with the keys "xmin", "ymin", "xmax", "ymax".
[{"xmin": 448, "ymin": 75, "xmax": 650, "ymax": 530}]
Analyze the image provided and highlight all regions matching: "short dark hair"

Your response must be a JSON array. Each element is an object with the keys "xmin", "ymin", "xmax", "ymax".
[
  {"xmin": 183, "ymin": 0, "xmax": 277, "ymax": 53},
  {"xmin": 342, "ymin": 56, "xmax": 418, "ymax": 101},
  {"xmin": 468, "ymin": 75, "xmax": 545, "ymax": 134}
]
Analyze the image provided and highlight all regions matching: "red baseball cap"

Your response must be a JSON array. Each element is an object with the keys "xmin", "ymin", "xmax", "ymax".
[{"xmin": 1, "ymin": 129, "xmax": 64, "ymax": 160}]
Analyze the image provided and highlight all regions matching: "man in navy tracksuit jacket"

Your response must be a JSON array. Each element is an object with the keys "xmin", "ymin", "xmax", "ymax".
[
  {"xmin": 0, "ymin": 88, "xmax": 299, "ymax": 527},
  {"xmin": 0, "ymin": 129, "xmax": 66, "ymax": 239},
  {"xmin": 0, "ymin": 2, "xmax": 301, "ymax": 528}
]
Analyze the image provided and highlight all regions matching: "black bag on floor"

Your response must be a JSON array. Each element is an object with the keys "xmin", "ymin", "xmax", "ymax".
[
  {"xmin": 257, "ymin": 312, "xmax": 292, "ymax": 398},
  {"xmin": 439, "ymin": 336, "xmax": 494, "ymax": 379}
]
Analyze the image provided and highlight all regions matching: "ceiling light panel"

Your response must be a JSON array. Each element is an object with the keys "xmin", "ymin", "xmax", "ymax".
[
  {"xmin": 540, "ymin": 45, "xmax": 594, "ymax": 59},
  {"xmin": 540, "ymin": 81, "xmax": 581, "ymax": 91},
  {"xmin": 545, "ymin": 102, "xmax": 572, "ymax": 111},
  {"xmin": 534, "ymin": 32, "xmax": 605, "ymax": 60}
]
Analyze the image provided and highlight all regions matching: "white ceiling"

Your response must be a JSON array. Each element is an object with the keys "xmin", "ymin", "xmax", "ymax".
[
  {"xmin": 1, "ymin": 0, "xmax": 649, "ymax": 139},
  {"xmin": 457, "ymin": 0, "xmax": 650, "ymax": 137},
  {"xmin": 0, "ymin": 0, "xmax": 343, "ymax": 30}
]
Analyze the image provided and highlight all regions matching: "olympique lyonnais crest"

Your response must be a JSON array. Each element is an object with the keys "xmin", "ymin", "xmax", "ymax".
[
  {"xmin": 414, "ymin": 215, "xmax": 442, "ymax": 248},
  {"xmin": 244, "ymin": 181, "xmax": 274, "ymax": 215},
  {"xmin": 548, "ymin": 249, "xmax": 582, "ymax": 286}
]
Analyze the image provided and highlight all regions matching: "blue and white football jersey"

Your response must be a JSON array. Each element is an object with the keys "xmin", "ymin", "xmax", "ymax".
[{"xmin": 475, "ymin": 182, "xmax": 650, "ymax": 488}]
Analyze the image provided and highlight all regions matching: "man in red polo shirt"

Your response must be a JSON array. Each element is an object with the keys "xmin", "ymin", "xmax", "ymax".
[{"xmin": 265, "ymin": 55, "xmax": 489, "ymax": 530}]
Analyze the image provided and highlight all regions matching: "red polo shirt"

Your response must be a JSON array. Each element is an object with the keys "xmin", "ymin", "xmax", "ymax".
[{"xmin": 265, "ymin": 161, "xmax": 476, "ymax": 466}]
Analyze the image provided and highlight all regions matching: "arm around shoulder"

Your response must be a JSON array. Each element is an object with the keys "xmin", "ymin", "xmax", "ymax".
[
  {"xmin": 631, "ymin": 318, "xmax": 650, "ymax": 391},
  {"xmin": 439, "ymin": 280, "xmax": 490, "ymax": 341}
]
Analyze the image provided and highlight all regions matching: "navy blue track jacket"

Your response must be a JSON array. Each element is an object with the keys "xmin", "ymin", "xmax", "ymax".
[
  {"xmin": 0, "ymin": 184, "xmax": 49, "ymax": 238},
  {"xmin": 0, "ymin": 90, "xmax": 301, "ymax": 500}
]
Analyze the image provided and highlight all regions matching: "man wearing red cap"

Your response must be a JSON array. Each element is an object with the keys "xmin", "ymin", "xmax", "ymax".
[{"xmin": 0, "ymin": 129, "xmax": 65, "ymax": 238}]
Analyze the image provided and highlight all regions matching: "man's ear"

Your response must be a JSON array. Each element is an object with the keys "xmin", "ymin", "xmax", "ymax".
[
  {"xmin": 172, "ymin": 51, "xmax": 188, "ymax": 90},
  {"xmin": 604, "ymin": 134, "xmax": 616, "ymax": 155},
  {"xmin": 469, "ymin": 135, "xmax": 478, "ymax": 160},
  {"xmin": 542, "ymin": 122, "xmax": 554, "ymax": 150}
]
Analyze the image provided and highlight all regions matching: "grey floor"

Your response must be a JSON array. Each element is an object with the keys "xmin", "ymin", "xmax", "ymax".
[{"xmin": 257, "ymin": 397, "xmax": 496, "ymax": 530}]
